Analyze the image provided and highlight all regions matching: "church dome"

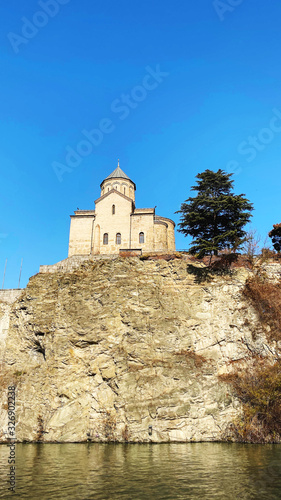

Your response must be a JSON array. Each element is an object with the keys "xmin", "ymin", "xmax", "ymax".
[{"xmin": 100, "ymin": 162, "xmax": 136, "ymax": 190}]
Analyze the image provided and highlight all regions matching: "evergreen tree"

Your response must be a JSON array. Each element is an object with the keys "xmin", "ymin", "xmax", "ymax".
[
  {"xmin": 269, "ymin": 223, "xmax": 281, "ymax": 253},
  {"xmin": 176, "ymin": 169, "xmax": 253, "ymax": 257}
]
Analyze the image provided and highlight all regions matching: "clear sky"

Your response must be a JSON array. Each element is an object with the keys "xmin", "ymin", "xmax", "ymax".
[{"xmin": 1, "ymin": 0, "xmax": 281, "ymax": 288}]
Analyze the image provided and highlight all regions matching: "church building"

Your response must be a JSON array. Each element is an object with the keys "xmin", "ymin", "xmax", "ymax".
[{"xmin": 68, "ymin": 163, "xmax": 176, "ymax": 256}]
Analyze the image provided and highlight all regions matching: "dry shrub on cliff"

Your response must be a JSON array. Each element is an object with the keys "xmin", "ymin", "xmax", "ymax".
[
  {"xmin": 220, "ymin": 272, "xmax": 281, "ymax": 443},
  {"xmin": 243, "ymin": 276, "xmax": 281, "ymax": 341},
  {"xmin": 259, "ymin": 248, "xmax": 279, "ymax": 263},
  {"xmin": 221, "ymin": 358, "xmax": 281, "ymax": 443}
]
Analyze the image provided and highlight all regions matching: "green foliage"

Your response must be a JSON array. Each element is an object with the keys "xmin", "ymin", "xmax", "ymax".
[
  {"xmin": 269, "ymin": 223, "xmax": 281, "ymax": 253},
  {"xmin": 176, "ymin": 169, "xmax": 253, "ymax": 257}
]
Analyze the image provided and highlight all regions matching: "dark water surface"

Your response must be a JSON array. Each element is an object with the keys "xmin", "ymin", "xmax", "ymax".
[{"xmin": 1, "ymin": 443, "xmax": 281, "ymax": 499}]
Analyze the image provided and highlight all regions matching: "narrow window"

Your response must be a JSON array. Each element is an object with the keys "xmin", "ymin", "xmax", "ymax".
[
  {"xmin": 139, "ymin": 232, "xmax": 144, "ymax": 244},
  {"xmin": 116, "ymin": 233, "xmax": 121, "ymax": 245},
  {"xmin": 124, "ymin": 187, "xmax": 126, "ymax": 195},
  {"xmin": 103, "ymin": 233, "xmax": 108, "ymax": 245},
  {"xmin": 112, "ymin": 204, "xmax": 115, "ymax": 215}
]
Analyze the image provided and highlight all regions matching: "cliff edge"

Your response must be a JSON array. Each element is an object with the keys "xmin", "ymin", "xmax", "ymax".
[{"xmin": 0, "ymin": 257, "xmax": 280, "ymax": 442}]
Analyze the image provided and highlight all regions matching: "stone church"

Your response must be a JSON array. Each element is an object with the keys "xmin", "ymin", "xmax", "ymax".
[{"xmin": 68, "ymin": 163, "xmax": 175, "ymax": 256}]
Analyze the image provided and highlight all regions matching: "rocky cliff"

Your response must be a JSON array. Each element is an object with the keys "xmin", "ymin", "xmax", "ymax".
[{"xmin": 0, "ymin": 257, "xmax": 280, "ymax": 442}]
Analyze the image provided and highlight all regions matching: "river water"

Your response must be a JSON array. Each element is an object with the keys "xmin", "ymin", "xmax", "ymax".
[{"xmin": 1, "ymin": 443, "xmax": 281, "ymax": 499}]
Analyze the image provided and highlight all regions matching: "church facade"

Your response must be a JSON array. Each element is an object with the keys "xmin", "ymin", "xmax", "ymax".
[{"xmin": 68, "ymin": 164, "xmax": 176, "ymax": 256}]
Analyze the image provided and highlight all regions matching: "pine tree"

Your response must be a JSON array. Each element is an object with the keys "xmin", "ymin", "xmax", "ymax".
[
  {"xmin": 269, "ymin": 223, "xmax": 281, "ymax": 253},
  {"xmin": 176, "ymin": 169, "xmax": 253, "ymax": 258}
]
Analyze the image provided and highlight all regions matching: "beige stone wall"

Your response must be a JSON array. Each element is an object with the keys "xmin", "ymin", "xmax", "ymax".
[
  {"xmin": 154, "ymin": 221, "xmax": 168, "ymax": 251},
  {"xmin": 68, "ymin": 216, "xmax": 94, "ymax": 256},
  {"xmin": 101, "ymin": 179, "xmax": 135, "ymax": 202},
  {"xmin": 68, "ymin": 185, "xmax": 176, "ymax": 256},
  {"xmin": 157, "ymin": 218, "xmax": 176, "ymax": 251},
  {"xmin": 131, "ymin": 213, "xmax": 155, "ymax": 251},
  {"xmin": 69, "ymin": 207, "xmax": 176, "ymax": 256},
  {"xmin": 93, "ymin": 192, "xmax": 133, "ymax": 254},
  {"xmin": 153, "ymin": 217, "xmax": 176, "ymax": 251},
  {"xmin": 0, "ymin": 289, "xmax": 24, "ymax": 304},
  {"xmin": 40, "ymin": 255, "xmax": 118, "ymax": 274},
  {"xmin": 167, "ymin": 220, "xmax": 176, "ymax": 250}
]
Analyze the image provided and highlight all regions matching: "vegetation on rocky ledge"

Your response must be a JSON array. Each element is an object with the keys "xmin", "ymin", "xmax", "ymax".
[{"xmin": 221, "ymin": 274, "xmax": 281, "ymax": 443}]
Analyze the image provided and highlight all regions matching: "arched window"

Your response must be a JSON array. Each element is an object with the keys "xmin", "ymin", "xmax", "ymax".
[
  {"xmin": 112, "ymin": 204, "xmax": 115, "ymax": 215},
  {"xmin": 103, "ymin": 233, "xmax": 108, "ymax": 245},
  {"xmin": 116, "ymin": 233, "xmax": 121, "ymax": 245},
  {"xmin": 139, "ymin": 232, "xmax": 144, "ymax": 244},
  {"xmin": 124, "ymin": 187, "xmax": 126, "ymax": 195}
]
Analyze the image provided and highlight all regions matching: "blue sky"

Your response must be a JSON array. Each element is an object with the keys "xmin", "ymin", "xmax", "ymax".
[{"xmin": 1, "ymin": 0, "xmax": 281, "ymax": 288}]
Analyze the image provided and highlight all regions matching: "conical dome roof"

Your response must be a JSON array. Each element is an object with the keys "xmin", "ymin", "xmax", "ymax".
[
  {"xmin": 100, "ymin": 162, "xmax": 136, "ymax": 189},
  {"xmin": 105, "ymin": 166, "xmax": 131, "ymax": 180}
]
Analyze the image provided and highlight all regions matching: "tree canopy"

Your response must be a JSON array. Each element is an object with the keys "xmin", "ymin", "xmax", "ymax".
[
  {"xmin": 269, "ymin": 223, "xmax": 281, "ymax": 253},
  {"xmin": 176, "ymin": 169, "xmax": 253, "ymax": 257}
]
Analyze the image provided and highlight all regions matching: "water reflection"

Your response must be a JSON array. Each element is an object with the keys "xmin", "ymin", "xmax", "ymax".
[{"xmin": 0, "ymin": 443, "xmax": 281, "ymax": 499}]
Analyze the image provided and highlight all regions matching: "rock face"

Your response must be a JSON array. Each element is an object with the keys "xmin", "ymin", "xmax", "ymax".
[{"xmin": 0, "ymin": 257, "xmax": 279, "ymax": 443}]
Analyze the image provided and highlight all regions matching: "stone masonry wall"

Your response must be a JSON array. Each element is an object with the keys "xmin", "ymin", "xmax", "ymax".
[
  {"xmin": 68, "ymin": 216, "xmax": 94, "ymax": 257},
  {"xmin": 0, "ymin": 289, "xmax": 24, "ymax": 304}
]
